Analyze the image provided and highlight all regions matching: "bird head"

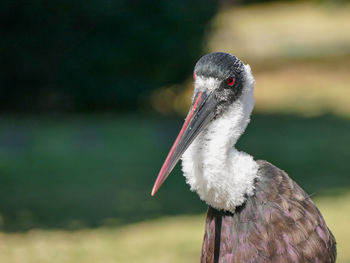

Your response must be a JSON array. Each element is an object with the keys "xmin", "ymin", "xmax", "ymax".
[{"xmin": 151, "ymin": 52, "xmax": 250, "ymax": 196}]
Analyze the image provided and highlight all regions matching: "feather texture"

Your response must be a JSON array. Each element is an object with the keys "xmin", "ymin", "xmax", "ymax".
[
  {"xmin": 181, "ymin": 65, "xmax": 258, "ymax": 212},
  {"xmin": 201, "ymin": 160, "xmax": 337, "ymax": 263}
]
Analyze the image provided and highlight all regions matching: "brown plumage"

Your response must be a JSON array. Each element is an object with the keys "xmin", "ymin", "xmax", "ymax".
[{"xmin": 201, "ymin": 160, "xmax": 336, "ymax": 263}]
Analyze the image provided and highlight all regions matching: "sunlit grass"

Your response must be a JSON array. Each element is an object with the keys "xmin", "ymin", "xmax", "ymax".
[
  {"xmin": 253, "ymin": 58, "xmax": 350, "ymax": 116},
  {"xmin": 208, "ymin": 2, "xmax": 350, "ymax": 117},
  {"xmin": 152, "ymin": 2, "xmax": 350, "ymax": 117},
  {"xmin": 317, "ymin": 191, "xmax": 350, "ymax": 263},
  {"xmin": 207, "ymin": 2, "xmax": 350, "ymax": 60},
  {"xmin": 0, "ymin": 193, "xmax": 349, "ymax": 263}
]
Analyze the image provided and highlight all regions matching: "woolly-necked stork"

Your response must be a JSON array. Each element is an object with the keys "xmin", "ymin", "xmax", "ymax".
[{"xmin": 151, "ymin": 52, "xmax": 336, "ymax": 262}]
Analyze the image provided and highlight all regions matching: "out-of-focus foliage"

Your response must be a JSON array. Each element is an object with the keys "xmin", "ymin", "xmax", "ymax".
[
  {"xmin": 0, "ymin": 0, "xmax": 217, "ymax": 112},
  {"xmin": 159, "ymin": 2, "xmax": 350, "ymax": 116},
  {"xmin": 208, "ymin": 2, "xmax": 350, "ymax": 61}
]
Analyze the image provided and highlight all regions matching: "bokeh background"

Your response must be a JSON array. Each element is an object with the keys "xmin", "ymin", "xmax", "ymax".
[{"xmin": 0, "ymin": 0, "xmax": 350, "ymax": 262}]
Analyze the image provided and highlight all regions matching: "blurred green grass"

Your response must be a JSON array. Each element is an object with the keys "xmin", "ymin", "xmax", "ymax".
[
  {"xmin": 0, "ymin": 114, "xmax": 207, "ymax": 230},
  {"xmin": 0, "ymin": 113, "xmax": 350, "ymax": 262},
  {"xmin": 0, "ymin": 112, "xmax": 350, "ymax": 229},
  {"xmin": 0, "ymin": 193, "xmax": 349, "ymax": 263}
]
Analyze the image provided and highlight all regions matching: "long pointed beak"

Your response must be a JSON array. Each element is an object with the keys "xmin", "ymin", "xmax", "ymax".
[{"xmin": 151, "ymin": 90, "xmax": 217, "ymax": 196}]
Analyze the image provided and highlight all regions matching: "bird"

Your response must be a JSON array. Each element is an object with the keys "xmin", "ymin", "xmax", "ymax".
[{"xmin": 151, "ymin": 52, "xmax": 336, "ymax": 262}]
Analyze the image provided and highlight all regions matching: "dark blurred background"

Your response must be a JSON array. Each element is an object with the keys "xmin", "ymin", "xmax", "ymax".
[
  {"xmin": 0, "ymin": 0, "xmax": 349, "ymax": 262},
  {"xmin": 0, "ymin": 0, "xmax": 217, "ymax": 112}
]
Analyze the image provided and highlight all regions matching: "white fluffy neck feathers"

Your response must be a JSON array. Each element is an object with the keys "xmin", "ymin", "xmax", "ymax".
[{"xmin": 181, "ymin": 65, "xmax": 258, "ymax": 212}]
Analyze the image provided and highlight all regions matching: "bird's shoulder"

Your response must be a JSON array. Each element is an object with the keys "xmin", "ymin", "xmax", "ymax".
[
  {"xmin": 250, "ymin": 160, "xmax": 337, "ymax": 262},
  {"xmin": 201, "ymin": 160, "xmax": 337, "ymax": 263}
]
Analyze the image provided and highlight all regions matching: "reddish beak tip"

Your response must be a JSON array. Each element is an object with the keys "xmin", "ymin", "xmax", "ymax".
[
  {"xmin": 151, "ymin": 173, "xmax": 162, "ymax": 196},
  {"xmin": 151, "ymin": 91, "xmax": 210, "ymax": 197},
  {"xmin": 151, "ymin": 188, "xmax": 156, "ymax": 196}
]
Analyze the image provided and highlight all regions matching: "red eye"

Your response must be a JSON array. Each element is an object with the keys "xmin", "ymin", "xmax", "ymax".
[
  {"xmin": 193, "ymin": 72, "xmax": 196, "ymax": 80},
  {"xmin": 226, "ymin": 77, "xmax": 235, "ymax": 86}
]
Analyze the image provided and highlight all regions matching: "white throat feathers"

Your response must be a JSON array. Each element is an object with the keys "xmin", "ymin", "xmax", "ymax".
[{"xmin": 181, "ymin": 64, "xmax": 258, "ymax": 212}]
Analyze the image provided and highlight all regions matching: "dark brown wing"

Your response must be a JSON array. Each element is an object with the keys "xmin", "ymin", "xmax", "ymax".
[{"xmin": 201, "ymin": 160, "xmax": 336, "ymax": 263}]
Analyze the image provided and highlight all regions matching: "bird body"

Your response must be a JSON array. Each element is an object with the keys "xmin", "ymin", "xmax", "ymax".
[
  {"xmin": 201, "ymin": 160, "xmax": 336, "ymax": 263},
  {"xmin": 151, "ymin": 52, "xmax": 336, "ymax": 262}
]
